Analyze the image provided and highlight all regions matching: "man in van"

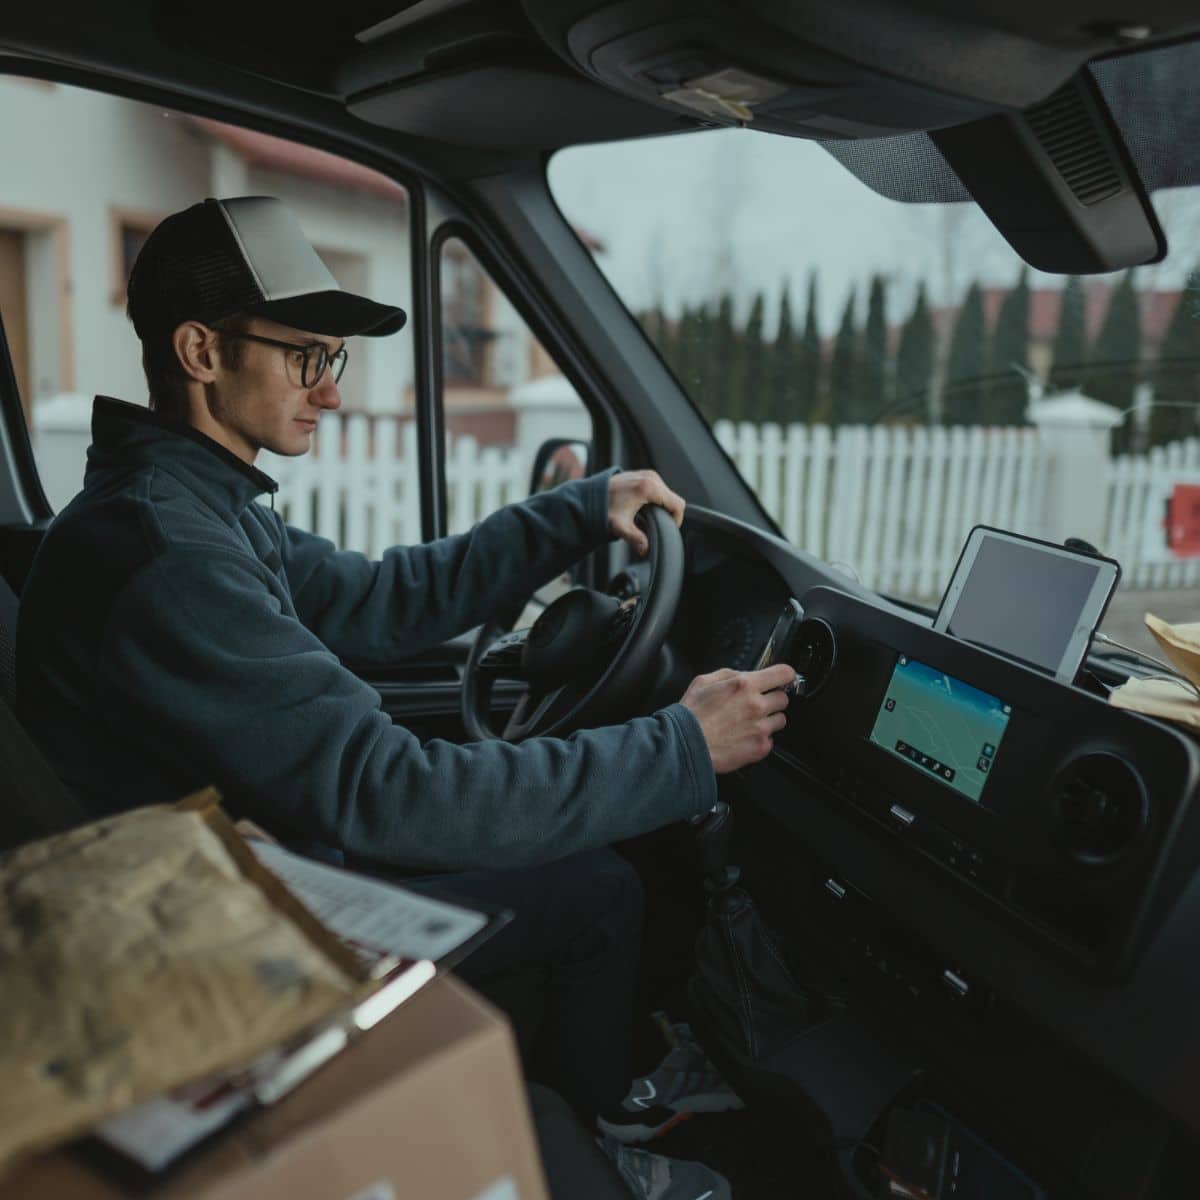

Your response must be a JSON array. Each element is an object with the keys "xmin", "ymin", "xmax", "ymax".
[{"xmin": 17, "ymin": 196, "xmax": 793, "ymax": 1196}]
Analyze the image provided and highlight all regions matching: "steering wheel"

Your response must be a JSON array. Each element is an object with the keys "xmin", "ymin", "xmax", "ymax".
[{"xmin": 462, "ymin": 505, "xmax": 684, "ymax": 742}]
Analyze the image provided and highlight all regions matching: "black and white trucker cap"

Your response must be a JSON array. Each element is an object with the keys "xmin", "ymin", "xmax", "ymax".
[{"xmin": 126, "ymin": 196, "xmax": 406, "ymax": 342}]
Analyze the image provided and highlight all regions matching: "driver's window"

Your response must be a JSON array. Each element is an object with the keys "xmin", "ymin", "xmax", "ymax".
[{"xmin": 437, "ymin": 236, "xmax": 593, "ymax": 541}]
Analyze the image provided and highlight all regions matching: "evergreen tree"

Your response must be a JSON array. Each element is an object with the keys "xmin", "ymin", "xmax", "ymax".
[
  {"xmin": 983, "ymin": 267, "xmax": 1031, "ymax": 425},
  {"xmin": 767, "ymin": 281, "xmax": 797, "ymax": 424},
  {"xmin": 689, "ymin": 303, "xmax": 715, "ymax": 420},
  {"xmin": 1088, "ymin": 272, "xmax": 1141, "ymax": 453},
  {"xmin": 894, "ymin": 282, "xmax": 934, "ymax": 423},
  {"xmin": 943, "ymin": 282, "xmax": 986, "ymax": 425},
  {"xmin": 738, "ymin": 292, "xmax": 767, "ymax": 422},
  {"xmin": 1149, "ymin": 273, "xmax": 1200, "ymax": 446},
  {"xmin": 711, "ymin": 292, "xmax": 739, "ymax": 421},
  {"xmin": 1048, "ymin": 275, "xmax": 1088, "ymax": 392},
  {"xmin": 672, "ymin": 305, "xmax": 696, "ymax": 408},
  {"xmin": 799, "ymin": 271, "xmax": 822, "ymax": 423},
  {"xmin": 644, "ymin": 306, "xmax": 673, "ymax": 374},
  {"xmin": 860, "ymin": 275, "xmax": 888, "ymax": 422},
  {"xmin": 827, "ymin": 286, "xmax": 859, "ymax": 426}
]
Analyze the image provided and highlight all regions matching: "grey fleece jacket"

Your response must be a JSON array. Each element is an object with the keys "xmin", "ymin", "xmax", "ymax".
[{"xmin": 16, "ymin": 397, "xmax": 714, "ymax": 869}]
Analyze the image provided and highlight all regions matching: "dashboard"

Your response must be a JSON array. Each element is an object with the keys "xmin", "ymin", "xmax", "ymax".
[{"xmin": 678, "ymin": 505, "xmax": 1200, "ymax": 1196}]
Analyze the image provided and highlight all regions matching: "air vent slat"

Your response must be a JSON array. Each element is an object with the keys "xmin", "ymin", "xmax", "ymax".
[{"xmin": 1025, "ymin": 82, "xmax": 1124, "ymax": 207}]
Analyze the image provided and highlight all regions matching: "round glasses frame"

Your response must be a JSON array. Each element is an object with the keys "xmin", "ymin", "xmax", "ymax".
[{"xmin": 222, "ymin": 331, "xmax": 348, "ymax": 389}]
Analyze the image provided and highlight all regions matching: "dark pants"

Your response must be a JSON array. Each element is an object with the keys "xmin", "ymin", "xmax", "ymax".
[{"xmin": 405, "ymin": 848, "xmax": 644, "ymax": 1119}]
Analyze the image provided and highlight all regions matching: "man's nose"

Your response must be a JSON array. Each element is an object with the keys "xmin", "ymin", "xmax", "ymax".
[{"xmin": 312, "ymin": 372, "xmax": 342, "ymax": 410}]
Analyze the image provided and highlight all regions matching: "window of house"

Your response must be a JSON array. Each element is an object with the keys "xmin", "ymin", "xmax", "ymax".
[
  {"xmin": 109, "ymin": 208, "xmax": 161, "ymax": 306},
  {"xmin": 438, "ymin": 236, "xmax": 593, "ymax": 537}
]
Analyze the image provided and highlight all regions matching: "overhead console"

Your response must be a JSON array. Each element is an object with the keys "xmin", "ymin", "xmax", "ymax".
[
  {"xmin": 771, "ymin": 585, "xmax": 1200, "ymax": 980},
  {"xmin": 524, "ymin": 0, "xmax": 1191, "ymax": 269}
]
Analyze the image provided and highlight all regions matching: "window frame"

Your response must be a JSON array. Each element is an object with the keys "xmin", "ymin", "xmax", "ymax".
[{"xmin": 428, "ymin": 217, "xmax": 615, "ymax": 556}]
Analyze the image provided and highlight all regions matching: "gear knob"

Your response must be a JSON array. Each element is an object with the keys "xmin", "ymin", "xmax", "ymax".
[{"xmin": 691, "ymin": 800, "xmax": 737, "ymax": 889}]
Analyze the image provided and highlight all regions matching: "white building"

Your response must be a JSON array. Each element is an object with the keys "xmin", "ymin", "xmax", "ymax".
[{"xmin": 0, "ymin": 77, "xmax": 570, "ymax": 442}]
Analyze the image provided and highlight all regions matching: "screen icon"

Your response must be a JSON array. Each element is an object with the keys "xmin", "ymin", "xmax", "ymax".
[
  {"xmin": 982, "ymin": 743, "xmax": 995, "ymax": 758},
  {"xmin": 885, "ymin": 698, "xmax": 896, "ymax": 712},
  {"xmin": 977, "ymin": 756, "xmax": 990, "ymax": 772}
]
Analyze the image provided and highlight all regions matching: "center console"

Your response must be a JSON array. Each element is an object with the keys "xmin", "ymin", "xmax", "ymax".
[{"xmin": 773, "ymin": 586, "xmax": 1200, "ymax": 979}]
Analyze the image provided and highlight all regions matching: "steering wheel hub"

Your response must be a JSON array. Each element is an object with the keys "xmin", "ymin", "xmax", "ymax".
[
  {"xmin": 462, "ymin": 503, "xmax": 684, "ymax": 742},
  {"xmin": 524, "ymin": 589, "xmax": 621, "ymax": 684}
]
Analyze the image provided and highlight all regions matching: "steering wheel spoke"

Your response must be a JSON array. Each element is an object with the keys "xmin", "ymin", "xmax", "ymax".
[
  {"xmin": 501, "ymin": 682, "xmax": 581, "ymax": 740},
  {"xmin": 462, "ymin": 504, "xmax": 683, "ymax": 743},
  {"xmin": 476, "ymin": 627, "xmax": 531, "ymax": 680}
]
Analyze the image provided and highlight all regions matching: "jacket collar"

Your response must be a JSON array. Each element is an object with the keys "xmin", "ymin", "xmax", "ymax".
[{"xmin": 86, "ymin": 396, "xmax": 278, "ymax": 519}]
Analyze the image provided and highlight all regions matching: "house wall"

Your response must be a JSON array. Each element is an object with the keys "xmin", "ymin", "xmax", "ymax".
[{"xmin": 0, "ymin": 79, "xmax": 419, "ymax": 418}]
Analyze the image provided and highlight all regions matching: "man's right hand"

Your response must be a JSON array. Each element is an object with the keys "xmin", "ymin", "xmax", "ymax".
[{"xmin": 680, "ymin": 663, "xmax": 796, "ymax": 774}]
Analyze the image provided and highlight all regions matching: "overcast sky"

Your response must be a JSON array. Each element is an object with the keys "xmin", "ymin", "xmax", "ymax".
[{"xmin": 548, "ymin": 127, "xmax": 1200, "ymax": 337}]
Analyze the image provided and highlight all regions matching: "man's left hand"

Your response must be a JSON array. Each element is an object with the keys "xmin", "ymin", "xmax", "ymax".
[{"xmin": 608, "ymin": 470, "xmax": 686, "ymax": 557}]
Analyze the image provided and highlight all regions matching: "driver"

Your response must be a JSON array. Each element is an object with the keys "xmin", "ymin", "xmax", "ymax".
[{"xmin": 16, "ymin": 197, "xmax": 793, "ymax": 1189}]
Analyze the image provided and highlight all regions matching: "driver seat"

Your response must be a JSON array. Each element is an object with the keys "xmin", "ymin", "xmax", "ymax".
[{"xmin": 0, "ymin": 569, "xmax": 88, "ymax": 853}]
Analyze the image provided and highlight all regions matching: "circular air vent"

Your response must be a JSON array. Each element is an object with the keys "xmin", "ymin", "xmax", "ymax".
[
  {"xmin": 789, "ymin": 617, "xmax": 837, "ymax": 700},
  {"xmin": 1051, "ymin": 752, "xmax": 1148, "ymax": 867}
]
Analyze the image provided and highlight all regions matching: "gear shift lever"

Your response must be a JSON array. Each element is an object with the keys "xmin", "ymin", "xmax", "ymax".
[{"xmin": 690, "ymin": 801, "xmax": 739, "ymax": 893}]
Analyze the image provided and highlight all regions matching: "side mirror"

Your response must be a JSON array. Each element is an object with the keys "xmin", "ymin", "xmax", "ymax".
[{"xmin": 528, "ymin": 438, "xmax": 590, "ymax": 496}]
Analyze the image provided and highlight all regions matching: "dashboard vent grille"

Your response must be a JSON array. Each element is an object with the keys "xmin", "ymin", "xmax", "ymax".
[{"xmin": 1026, "ymin": 84, "xmax": 1123, "ymax": 206}]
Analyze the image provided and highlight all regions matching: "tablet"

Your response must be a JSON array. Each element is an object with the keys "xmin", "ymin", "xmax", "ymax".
[{"xmin": 933, "ymin": 526, "xmax": 1120, "ymax": 682}]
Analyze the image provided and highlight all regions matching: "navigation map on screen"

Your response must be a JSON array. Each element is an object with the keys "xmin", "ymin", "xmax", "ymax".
[{"xmin": 869, "ymin": 656, "xmax": 1012, "ymax": 804}]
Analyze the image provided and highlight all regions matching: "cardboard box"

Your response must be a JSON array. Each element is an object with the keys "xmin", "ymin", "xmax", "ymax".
[{"xmin": 1, "ymin": 975, "xmax": 550, "ymax": 1200}]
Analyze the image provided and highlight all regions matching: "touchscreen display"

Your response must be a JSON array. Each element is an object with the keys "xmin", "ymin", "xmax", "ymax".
[
  {"xmin": 869, "ymin": 656, "xmax": 1011, "ymax": 804},
  {"xmin": 944, "ymin": 535, "xmax": 1101, "ymax": 674}
]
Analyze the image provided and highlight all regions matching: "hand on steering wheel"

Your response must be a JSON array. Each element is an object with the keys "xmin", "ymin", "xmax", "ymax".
[{"xmin": 461, "ymin": 505, "xmax": 684, "ymax": 742}]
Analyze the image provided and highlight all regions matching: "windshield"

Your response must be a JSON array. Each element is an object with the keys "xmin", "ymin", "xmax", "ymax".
[{"xmin": 549, "ymin": 116, "xmax": 1200, "ymax": 664}]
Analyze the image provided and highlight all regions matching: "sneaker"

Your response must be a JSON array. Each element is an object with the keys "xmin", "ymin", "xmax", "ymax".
[
  {"xmin": 598, "ymin": 1021, "xmax": 744, "ymax": 1144},
  {"xmin": 598, "ymin": 1134, "xmax": 732, "ymax": 1200}
]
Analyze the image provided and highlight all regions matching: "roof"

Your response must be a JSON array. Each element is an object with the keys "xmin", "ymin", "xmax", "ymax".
[
  {"xmin": 189, "ymin": 116, "xmax": 605, "ymax": 252},
  {"xmin": 190, "ymin": 118, "xmax": 408, "ymax": 203}
]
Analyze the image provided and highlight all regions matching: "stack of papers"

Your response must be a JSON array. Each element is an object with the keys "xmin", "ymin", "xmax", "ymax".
[
  {"xmin": 0, "ymin": 802, "xmax": 369, "ymax": 1175},
  {"xmin": 97, "ymin": 835, "xmax": 502, "ymax": 1171}
]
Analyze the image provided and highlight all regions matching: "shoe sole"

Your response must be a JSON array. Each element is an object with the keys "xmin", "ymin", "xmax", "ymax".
[{"xmin": 597, "ymin": 1097, "xmax": 745, "ymax": 1145}]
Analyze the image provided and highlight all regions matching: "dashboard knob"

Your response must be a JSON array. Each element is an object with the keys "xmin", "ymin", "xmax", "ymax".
[
  {"xmin": 1050, "ymin": 752, "xmax": 1148, "ymax": 866},
  {"xmin": 788, "ymin": 617, "xmax": 837, "ymax": 699}
]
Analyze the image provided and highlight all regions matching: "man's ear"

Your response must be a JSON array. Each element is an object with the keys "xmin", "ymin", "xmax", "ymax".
[{"xmin": 172, "ymin": 321, "xmax": 221, "ymax": 384}]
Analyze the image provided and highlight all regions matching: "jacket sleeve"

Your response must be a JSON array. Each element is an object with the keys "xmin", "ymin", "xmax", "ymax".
[
  {"xmin": 96, "ymin": 544, "xmax": 714, "ymax": 870},
  {"xmin": 275, "ymin": 470, "xmax": 617, "ymax": 663}
]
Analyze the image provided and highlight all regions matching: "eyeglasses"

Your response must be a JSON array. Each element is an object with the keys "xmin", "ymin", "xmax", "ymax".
[{"xmin": 222, "ymin": 331, "xmax": 348, "ymax": 389}]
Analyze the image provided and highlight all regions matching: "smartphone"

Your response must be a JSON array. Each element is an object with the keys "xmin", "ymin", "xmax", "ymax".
[{"xmin": 755, "ymin": 598, "xmax": 804, "ymax": 672}]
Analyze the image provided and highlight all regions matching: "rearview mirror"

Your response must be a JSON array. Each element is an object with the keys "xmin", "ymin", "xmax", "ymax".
[{"xmin": 528, "ymin": 438, "xmax": 590, "ymax": 496}]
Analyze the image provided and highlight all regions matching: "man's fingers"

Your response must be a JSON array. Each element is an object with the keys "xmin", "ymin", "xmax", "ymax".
[
  {"xmin": 764, "ymin": 711, "xmax": 788, "ymax": 735},
  {"xmin": 760, "ymin": 688, "xmax": 790, "ymax": 714},
  {"xmin": 745, "ymin": 663, "xmax": 799, "ymax": 692},
  {"xmin": 613, "ymin": 517, "xmax": 650, "ymax": 557},
  {"xmin": 645, "ymin": 478, "xmax": 686, "ymax": 528},
  {"xmin": 703, "ymin": 668, "xmax": 739, "ymax": 684}
]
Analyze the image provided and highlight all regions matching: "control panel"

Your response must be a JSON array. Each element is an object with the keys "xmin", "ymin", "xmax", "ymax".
[{"xmin": 772, "ymin": 587, "xmax": 1200, "ymax": 978}]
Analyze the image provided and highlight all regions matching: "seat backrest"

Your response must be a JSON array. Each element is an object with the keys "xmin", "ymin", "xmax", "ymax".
[
  {"xmin": 0, "ymin": 569, "xmax": 16, "ymax": 711},
  {"xmin": 0, "ymin": 570, "xmax": 87, "ymax": 853}
]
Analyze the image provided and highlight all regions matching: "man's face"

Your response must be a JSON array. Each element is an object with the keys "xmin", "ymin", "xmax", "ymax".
[{"xmin": 205, "ymin": 315, "xmax": 345, "ymax": 461}]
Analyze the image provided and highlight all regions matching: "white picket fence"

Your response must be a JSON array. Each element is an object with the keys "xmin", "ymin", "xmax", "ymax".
[
  {"xmin": 714, "ymin": 420, "xmax": 1050, "ymax": 597},
  {"xmin": 1108, "ymin": 440, "xmax": 1200, "ymax": 589},
  {"xmin": 253, "ymin": 410, "xmax": 1200, "ymax": 599},
  {"xmin": 259, "ymin": 414, "xmax": 526, "ymax": 559}
]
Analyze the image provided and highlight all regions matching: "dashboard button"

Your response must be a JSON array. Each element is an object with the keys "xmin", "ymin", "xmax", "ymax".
[
  {"xmin": 942, "ymin": 969, "xmax": 970, "ymax": 998},
  {"xmin": 888, "ymin": 803, "xmax": 916, "ymax": 829}
]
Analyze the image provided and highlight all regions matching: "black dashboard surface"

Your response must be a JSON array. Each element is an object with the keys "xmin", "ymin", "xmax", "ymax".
[{"xmin": 680, "ymin": 504, "xmax": 1200, "ymax": 1147}]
